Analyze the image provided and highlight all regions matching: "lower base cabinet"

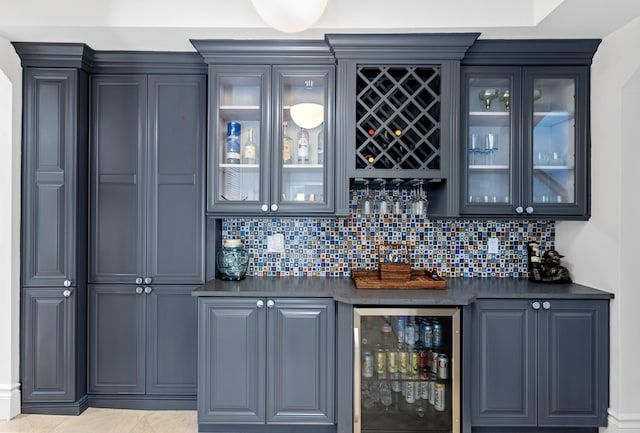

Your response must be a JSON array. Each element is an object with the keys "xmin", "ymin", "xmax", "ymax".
[
  {"xmin": 88, "ymin": 285, "xmax": 198, "ymax": 408},
  {"xmin": 21, "ymin": 287, "xmax": 87, "ymax": 415},
  {"xmin": 469, "ymin": 299, "xmax": 609, "ymax": 429},
  {"xmin": 197, "ymin": 297, "xmax": 335, "ymax": 430}
]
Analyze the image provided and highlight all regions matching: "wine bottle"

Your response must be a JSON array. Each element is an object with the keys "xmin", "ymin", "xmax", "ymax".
[
  {"xmin": 243, "ymin": 128, "xmax": 257, "ymax": 164},
  {"xmin": 297, "ymin": 128, "xmax": 309, "ymax": 164},
  {"xmin": 282, "ymin": 121, "xmax": 292, "ymax": 164}
]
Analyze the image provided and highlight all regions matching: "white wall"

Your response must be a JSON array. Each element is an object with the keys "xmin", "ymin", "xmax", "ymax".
[
  {"xmin": 0, "ymin": 37, "xmax": 22, "ymax": 420},
  {"xmin": 556, "ymin": 14, "xmax": 640, "ymax": 433}
]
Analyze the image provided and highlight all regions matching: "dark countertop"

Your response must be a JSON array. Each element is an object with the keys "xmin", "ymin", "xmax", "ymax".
[{"xmin": 192, "ymin": 276, "xmax": 613, "ymax": 305}]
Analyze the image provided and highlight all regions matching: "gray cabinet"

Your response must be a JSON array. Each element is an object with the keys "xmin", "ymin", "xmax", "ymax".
[
  {"xmin": 198, "ymin": 297, "xmax": 335, "ymax": 428},
  {"xmin": 460, "ymin": 40, "xmax": 600, "ymax": 220},
  {"xmin": 15, "ymin": 44, "xmax": 91, "ymax": 415},
  {"xmin": 89, "ymin": 74, "xmax": 205, "ymax": 284},
  {"xmin": 21, "ymin": 288, "xmax": 76, "ymax": 402},
  {"xmin": 326, "ymin": 33, "xmax": 480, "ymax": 217},
  {"xmin": 191, "ymin": 40, "xmax": 336, "ymax": 216},
  {"xmin": 88, "ymin": 285, "xmax": 198, "ymax": 397},
  {"xmin": 470, "ymin": 299, "xmax": 609, "ymax": 428}
]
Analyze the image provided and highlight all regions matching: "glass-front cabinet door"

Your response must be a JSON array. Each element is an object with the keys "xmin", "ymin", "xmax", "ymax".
[
  {"xmin": 274, "ymin": 66, "xmax": 333, "ymax": 214},
  {"xmin": 461, "ymin": 67, "xmax": 521, "ymax": 215},
  {"xmin": 462, "ymin": 66, "xmax": 588, "ymax": 218},
  {"xmin": 207, "ymin": 64, "xmax": 334, "ymax": 215},
  {"xmin": 208, "ymin": 66, "xmax": 270, "ymax": 213},
  {"xmin": 523, "ymin": 67, "xmax": 587, "ymax": 217}
]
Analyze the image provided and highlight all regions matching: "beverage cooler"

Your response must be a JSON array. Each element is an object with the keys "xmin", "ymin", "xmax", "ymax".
[{"xmin": 354, "ymin": 308, "xmax": 461, "ymax": 433}]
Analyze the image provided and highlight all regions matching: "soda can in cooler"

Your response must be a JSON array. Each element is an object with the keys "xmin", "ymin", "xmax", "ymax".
[
  {"xmin": 405, "ymin": 379, "xmax": 415, "ymax": 404},
  {"xmin": 410, "ymin": 350, "xmax": 420, "ymax": 374},
  {"xmin": 434, "ymin": 383, "xmax": 445, "ymax": 411},
  {"xmin": 433, "ymin": 322, "xmax": 443, "ymax": 348},
  {"xmin": 386, "ymin": 349, "xmax": 397, "ymax": 373},
  {"xmin": 419, "ymin": 380, "xmax": 429, "ymax": 400},
  {"xmin": 419, "ymin": 348, "xmax": 428, "ymax": 370},
  {"xmin": 405, "ymin": 323, "xmax": 416, "ymax": 346},
  {"xmin": 375, "ymin": 349, "xmax": 386, "ymax": 376},
  {"xmin": 431, "ymin": 351, "xmax": 439, "ymax": 374},
  {"xmin": 422, "ymin": 323, "xmax": 433, "ymax": 348},
  {"xmin": 398, "ymin": 349, "xmax": 409, "ymax": 374},
  {"xmin": 226, "ymin": 121, "xmax": 241, "ymax": 164},
  {"xmin": 362, "ymin": 352, "xmax": 374, "ymax": 378},
  {"xmin": 397, "ymin": 317, "xmax": 405, "ymax": 344},
  {"xmin": 437, "ymin": 354, "xmax": 449, "ymax": 380}
]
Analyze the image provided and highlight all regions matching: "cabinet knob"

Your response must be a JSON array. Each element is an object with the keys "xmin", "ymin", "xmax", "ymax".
[
  {"xmin": 271, "ymin": 204, "xmax": 278, "ymax": 212},
  {"xmin": 63, "ymin": 289, "xmax": 71, "ymax": 298},
  {"xmin": 136, "ymin": 286, "xmax": 144, "ymax": 295},
  {"xmin": 542, "ymin": 301, "xmax": 551, "ymax": 310},
  {"xmin": 267, "ymin": 299, "xmax": 275, "ymax": 309},
  {"xmin": 526, "ymin": 206, "xmax": 534, "ymax": 214},
  {"xmin": 63, "ymin": 279, "xmax": 72, "ymax": 287},
  {"xmin": 257, "ymin": 300, "xmax": 264, "ymax": 308},
  {"xmin": 531, "ymin": 301, "xmax": 541, "ymax": 310},
  {"xmin": 144, "ymin": 277, "xmax": 153, "ymax": 284},
  {"xmin": 261, "ymin": 204, "xmax": 269, "ymax": 212},
  {"xmin": 515, "ymin": 206, "xmax": 524, "ymax": 214},
  {"xmin": 144, "ymin": 286, "xmax": 152, "ymax": 294},
  {"xmin": 135, "ymin": 277, "xmax": 143, "ymax": 285}
]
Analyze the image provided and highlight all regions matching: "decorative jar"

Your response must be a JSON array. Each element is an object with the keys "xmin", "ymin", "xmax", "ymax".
[{"xmin": 217, "ymin": 239, "xmax": 249, "ymax": 280}]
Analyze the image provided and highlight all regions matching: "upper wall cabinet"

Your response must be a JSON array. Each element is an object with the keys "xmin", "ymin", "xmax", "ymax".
[
  {"xmin": 89, "ymin": 73, "xmax": 206, "ymax": 284},
  {"xmin": 460, "ymin": 40, "xmax": 601, "ymax": 220},
  {"xmin": 192, "ymin": 40, "xmax": 335, "ymax": 216},
  {"xmin": 326, "ymin": 33, "xmax": 479, "ymax": 217}
]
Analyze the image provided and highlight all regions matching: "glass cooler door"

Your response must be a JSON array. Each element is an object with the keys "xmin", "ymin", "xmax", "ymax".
[{"xmin": 354, "ymin": 307, "xmax": 461, "ymax": 433}]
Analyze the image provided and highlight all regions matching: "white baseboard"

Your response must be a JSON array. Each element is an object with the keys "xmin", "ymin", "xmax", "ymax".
[
  {"xmin": 603, "ymin": 410, "xmax": 640, "ymax": 433},
  {"xmin": 0, "ymin": 383, "xmax": 20, "ymax": 420}
]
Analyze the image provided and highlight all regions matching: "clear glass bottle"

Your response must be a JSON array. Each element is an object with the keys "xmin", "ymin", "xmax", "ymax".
[
  {"xmin": 243, "ymin": 127, "xmax": 257, "ymax": 164},
  {"xmin": 297, "ymin": 128, "xmax": 309, "ymax": 164},
  {"xmin": 317, "ymin": 129, "xmax": 324, "ymax": 164},
  {"xmin": 282, "ymin": 121, "xmax": 293, "ymax": 165},
  {"xmin": 217, "ymin": 239, "xmax": 249, "ymax": 280}
]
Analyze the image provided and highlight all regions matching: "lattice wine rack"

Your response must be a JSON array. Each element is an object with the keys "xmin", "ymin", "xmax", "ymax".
[{"xmin": 355, "ymin": 66, "xmax": 442, "ymax": 171}]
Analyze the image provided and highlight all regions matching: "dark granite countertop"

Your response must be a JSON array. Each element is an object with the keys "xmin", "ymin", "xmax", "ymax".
[{"xmin": 192, "ymin": 276, "xmax": 613, "ymax": 305}]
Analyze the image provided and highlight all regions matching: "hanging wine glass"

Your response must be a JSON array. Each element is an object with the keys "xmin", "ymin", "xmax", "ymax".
[
  {"xmin": 392, "ymin": 185, "xmax": 403, "ymax": 215},
  {"xmin": 378, "ymin": 183, "xmax": 393, "ymax": 216},
  {"xmin": 478, "ymin": 88, "xmax": 499, "ymax": 111},
  {"xmin": 359, "ymin": 184, "xmax": 373, "ymax": 216},
  {"xmin": 410, "ymin": 182, "xmax": 428, "ymax": 217}
]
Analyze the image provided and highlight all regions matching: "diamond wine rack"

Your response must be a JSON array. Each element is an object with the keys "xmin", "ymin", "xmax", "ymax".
[{"xmin": 355, "ymin": 66, "xmax": 442, "ymax": 171}]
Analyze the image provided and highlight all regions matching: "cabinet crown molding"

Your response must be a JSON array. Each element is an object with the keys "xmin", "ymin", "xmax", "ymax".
[
  {"xmin": 12, "ymin": 42, "xmax": 95, "ymax": 69},
  {"xmin": 325, "ymin": 33, "xmax": 480, "ymax": 61},
  {"xmin": 191, "ymin": 39, "xmax": 335, "ymax": 65},
  {"xmin": 463, "ymin": 39, "xmax": 602, "ymax": 66}
]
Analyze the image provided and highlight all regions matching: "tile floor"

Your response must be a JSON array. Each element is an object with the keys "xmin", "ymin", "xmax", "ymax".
[{"xmin": 0, "ymin": 408, "xmax": 197, "ymax": 433}]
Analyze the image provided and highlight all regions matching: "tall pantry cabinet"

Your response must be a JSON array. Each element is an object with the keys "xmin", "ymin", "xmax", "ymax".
[
  {"xmin": 87, "ymin": 55, "xmax": 206, "ymax": 408},
  {"xmin": 14, "ymin": 43, "xmax": 91, "ymax": 415}
]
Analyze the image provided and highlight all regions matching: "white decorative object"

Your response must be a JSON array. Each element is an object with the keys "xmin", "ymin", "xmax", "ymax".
[
  {"xmin": 251, "ymin": 0, "xmax": 328, "ymax": 33},
  {"xmin": 290, "ymin": 103, "xmax": 324, "ymax": 129}
]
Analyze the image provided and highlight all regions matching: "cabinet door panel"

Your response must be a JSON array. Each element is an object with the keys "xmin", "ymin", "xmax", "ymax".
[
  {"xmin": 146, "ymin": 286, "xmax": 198, "ymax": 395},
  {"xmin": 538, "ymin": 300, "xmax": 609, "ymax": 426},
  {"xmin": 471, "ymin": 300, "xmax": 537, "ymax": 426},
  {"xmin": 88, "ymin": 285, "xmax": 145, "ymax": 394},
  {"xmin": 90, "ymin": 76, "xmax": 147, "ymax": 283},
  {"xmin": 147, "ymin": 75, "xmax": 205, "ymax": 283},
  {"xmin": 21, "ymin": 288, "xmax": 75, "ymax": 402},
  {"xmin": 198, "ymin": 298, "xmax": 266, "ymax": 424},
  {"xmin": 267, "ymin": 298, "xmax": 335, "ymax": 424},
  {"xmin": 22, "ymin": 69, "xmax": 77, "ymax": 286}
]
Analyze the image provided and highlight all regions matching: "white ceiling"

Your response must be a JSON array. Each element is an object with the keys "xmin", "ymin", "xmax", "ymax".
[{"xmin": 2, "ymin": 0, "xmax": 640, "ymax": 51}]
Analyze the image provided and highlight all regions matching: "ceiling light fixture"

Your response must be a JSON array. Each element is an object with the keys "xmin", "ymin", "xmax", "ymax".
[{"xmin": 251, "ymin": 0, "xmax": 328, "ymax": 33}]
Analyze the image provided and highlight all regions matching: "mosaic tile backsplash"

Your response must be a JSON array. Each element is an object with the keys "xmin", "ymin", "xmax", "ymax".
[{"xmin": 221, "ymin": 195, "xmax": 555, "ymax": 278}]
